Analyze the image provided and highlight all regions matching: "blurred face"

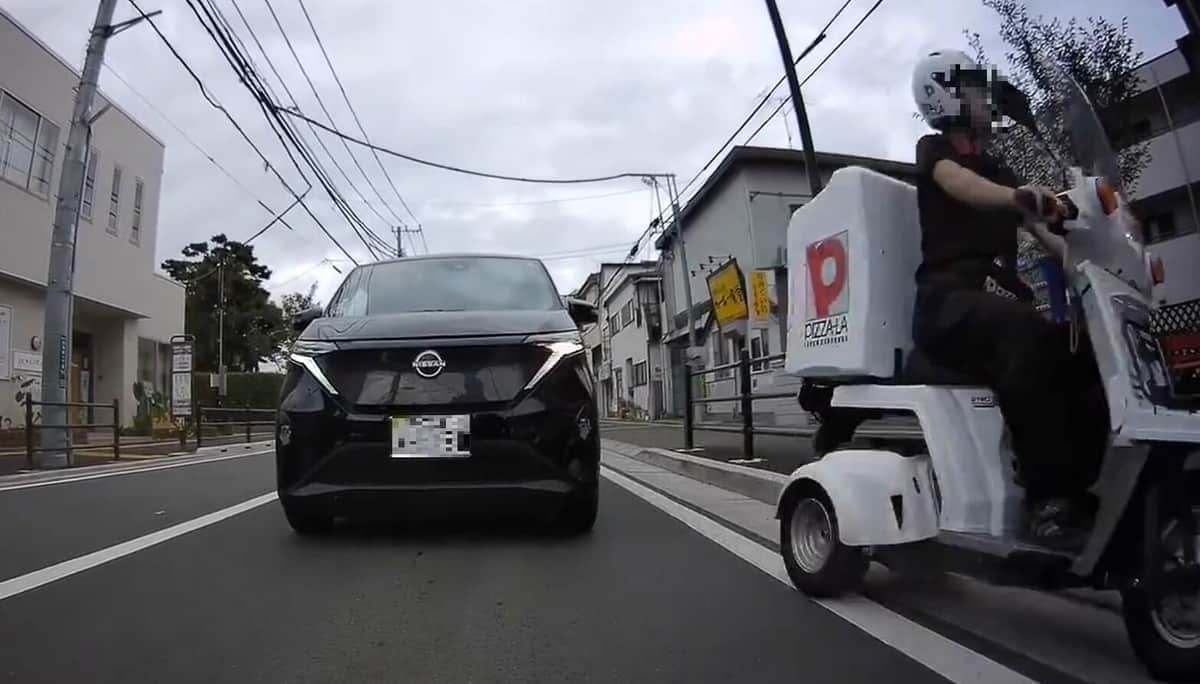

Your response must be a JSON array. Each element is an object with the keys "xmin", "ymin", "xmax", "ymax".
[{"xmin": 960, "ymin": 84, "xmax": 996, "ymax": 135}]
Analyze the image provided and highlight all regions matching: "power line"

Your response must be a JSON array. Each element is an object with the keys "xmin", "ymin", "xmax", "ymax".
[
  {"xmin": 185, "ymin": 0, "xmax": 390, "ymax": 260},
  {"xmin": 425, "ymin": 187, "xmax": 645, "ymax": 208},
  {"xmin": 259, "ymin": 0, "xmax": 409, "ymax": 235},
  {"xmin": 745, "ymin": 0, "xmax": 887, "ymax": 144},
  {"xmin": 296, "ymin": 0, "xmax": 423, "ymax": 236},
  {"xmin": 275, "ymin": 109, "xmax": 668, "ymax": 185},
  {"xmin": 103, "ymin": 64, "xmax": 298, "ymax": 238},
  {"xmin": 128, "ymin": 0, "xmax": 360, "ymax": 265},
  {"xmin": 218, "ymin": 0, "xmax": 394, "ymax": 258}
]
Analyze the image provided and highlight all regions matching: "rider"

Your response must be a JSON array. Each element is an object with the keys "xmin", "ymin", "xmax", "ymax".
[{"xmin": 909, "ymin": 49, "xmax": 1099, "ymax": 548}]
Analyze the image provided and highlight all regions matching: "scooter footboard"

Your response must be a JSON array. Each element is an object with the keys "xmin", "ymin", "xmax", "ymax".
[{"xmin": 777, "ymin": 450, "xmax": 940, "ymax": 546}]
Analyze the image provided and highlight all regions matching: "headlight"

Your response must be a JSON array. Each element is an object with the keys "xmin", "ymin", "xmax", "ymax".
[
  {"xmin": 524, "ymin": 332, "xmax": 585, "ymax": 390},
  {"xmin": 288, "ymin": 340, "xmax": 339, "ymax": 396},
  {"xmin": 290, "ymin": 339, "xmax": 338, "ymax": 357}
]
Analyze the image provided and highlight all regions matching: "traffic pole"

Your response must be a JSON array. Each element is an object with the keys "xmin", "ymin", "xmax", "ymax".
[
  {"xmin": 763, "ymin": 0, "xmax": 823, "ymax": 197},
  {"xmin": 38, "ymin": 0, "xmax": 119, "ymax": 468}
]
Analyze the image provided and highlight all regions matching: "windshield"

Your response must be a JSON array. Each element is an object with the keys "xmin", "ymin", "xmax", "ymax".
[
  {"xmin": 1043, "ymin": 58, "xmax": 1123, "ymax": 192},
  {"xmin": 328, "ymin": 256, "xmax": 562, "ymax": 316}
]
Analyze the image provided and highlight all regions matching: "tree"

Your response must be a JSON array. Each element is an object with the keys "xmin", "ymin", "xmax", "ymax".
[
  {"xmin": 967, "ymin": 1, "xmax": 1153, "ymax": 290},
  {"xmin": 278, "ymin": 282, "xmax": 320, "ymax": 350},
  {"xmin": 162, "ymin": 234, "xmax": 286, "ymax": 373}
]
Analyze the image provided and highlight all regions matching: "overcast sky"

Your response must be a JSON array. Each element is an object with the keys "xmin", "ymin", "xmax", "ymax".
[{"xmin": 5, "ymin": 0, "xmax": 1187, "ymax": 302}]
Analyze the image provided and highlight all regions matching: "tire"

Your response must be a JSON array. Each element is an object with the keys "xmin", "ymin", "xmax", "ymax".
[
  {"xmin": 780, "ymin": 487, "xmax": 868, "ymax": 597},
  {"xmin": 558, "ymin": 486, "xmax": 598, "ymax": 535},
  {"xmin": 1122, "ymin": 587, "xmax": 1200, "ymax": 681},
  {"xmin": 281, "ymin": 499, "xmax": 334, "ymax": 535}
]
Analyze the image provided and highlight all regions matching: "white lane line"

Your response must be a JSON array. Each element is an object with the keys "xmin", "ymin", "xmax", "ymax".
[
  {"xmin": 600, "ymin": 465, "xmax": 1035, "ymax": 684},
  {"xmin": 0, "ymin": 492, "xmax": 277, "ymax": 601},
  {"xmin": 0, "ymin": 449, "xmax": 275, "ymax": 493}
]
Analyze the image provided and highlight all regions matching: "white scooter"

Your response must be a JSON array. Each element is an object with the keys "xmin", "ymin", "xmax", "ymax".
[{"xmin": 776, "ymin": 62, "xmax": 1200, "ymax": 680}]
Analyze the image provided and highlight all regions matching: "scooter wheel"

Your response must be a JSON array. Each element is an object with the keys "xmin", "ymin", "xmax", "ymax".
[
  {"xmin": 1122, "ymin": 587, "xmax": 1200, "ymax": 681},
  {"xmin": 780, "ymin": 487, "xmax": 868, "ymax": 597}
]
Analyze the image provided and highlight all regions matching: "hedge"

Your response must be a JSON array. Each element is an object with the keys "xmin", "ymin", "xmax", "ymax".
[{"xmin": 192, "ymin": 372, "xmax": 285, "ymax": 409}]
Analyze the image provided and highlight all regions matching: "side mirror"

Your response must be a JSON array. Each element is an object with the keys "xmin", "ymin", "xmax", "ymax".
[
  {"xmin": 292, "ymin": 306, "xmax": 323, "ymax": 333},
  {"xmin": 564, "ymin": 297, "xmax": 598, "ymax": 326}
]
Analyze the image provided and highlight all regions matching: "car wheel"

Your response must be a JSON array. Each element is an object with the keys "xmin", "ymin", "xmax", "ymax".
[
  {"xmin": 281, "ymin": 499, "xmax": 334, "ymax": 535},
  {"xmin": 558, "ymin": 486, "xmax": 598, "ymax": 535},
  {"xmin": 780, "ymin": 487, "xmax": 867, "ymax": 597}
]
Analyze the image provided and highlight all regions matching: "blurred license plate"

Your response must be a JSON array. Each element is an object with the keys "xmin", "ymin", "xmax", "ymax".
[{"xmin": 390, "ymin": 415, "xmax": 471, "ymax": 458}]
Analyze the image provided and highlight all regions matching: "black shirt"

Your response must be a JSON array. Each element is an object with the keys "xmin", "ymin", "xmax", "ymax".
[{"xmin": 914, "ymin": 134, "xmax": 1026, "ymax": 294}]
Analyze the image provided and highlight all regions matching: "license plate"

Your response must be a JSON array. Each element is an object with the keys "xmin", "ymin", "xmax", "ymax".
[{"xmin": 390, "ymin": 415, "xmax": 471, "ymax": 458}]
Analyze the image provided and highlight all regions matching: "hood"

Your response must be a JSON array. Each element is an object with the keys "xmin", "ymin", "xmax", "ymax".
[{"xmin": 301, "ymin": 309, "xmax": 576, "ymax": 341}]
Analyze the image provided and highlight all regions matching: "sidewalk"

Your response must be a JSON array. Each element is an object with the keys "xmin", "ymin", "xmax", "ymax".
[{"xmin": 0, "ymin": 431, "xmax": 273, "ymax": 476}]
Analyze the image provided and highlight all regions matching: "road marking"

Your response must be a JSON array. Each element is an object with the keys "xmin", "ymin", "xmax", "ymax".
[
  {"xmin": 0, "ymin": 449, "xmax": 275, "ymax": 493},
  {"xmin": 0, "ymin": 492, "xmax": 277, "ymax": 601},
  {"xmin": 600, "ymin": 464, "xmax": 1036, "ymax": 684}
]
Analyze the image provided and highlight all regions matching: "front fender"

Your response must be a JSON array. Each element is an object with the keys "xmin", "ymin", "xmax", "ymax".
[{"xmin": 776, "ymin": 450, "xmax": 939, "ymax": 547}]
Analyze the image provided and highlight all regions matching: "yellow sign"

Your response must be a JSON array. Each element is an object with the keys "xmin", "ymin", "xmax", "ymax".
[
  {"xmin": 749, "ymin": 270, "xmax": 771, "ymax": 325},
  {"xmin": 706, "ymin": 260, "xmax": 747, "ymax": 327}
]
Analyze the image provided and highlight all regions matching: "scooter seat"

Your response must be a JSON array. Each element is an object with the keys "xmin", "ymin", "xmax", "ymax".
[{"xmin": 903, "ymin": 348, "xmax": 988, "ymax": 386}]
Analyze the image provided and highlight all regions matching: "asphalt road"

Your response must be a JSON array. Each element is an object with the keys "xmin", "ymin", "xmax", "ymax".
[{"xmin": 0, "ymin": 446, "xmax": 947, "ymax": 683}]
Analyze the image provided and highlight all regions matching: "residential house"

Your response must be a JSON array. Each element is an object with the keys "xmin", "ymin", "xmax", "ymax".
[
  {"xmin": 653, "ymin": 146, "xmax": 917, "ymax": 426},
  {"xmin": 0, "ymin": 8, "xmax": 183, "ymax": 429}
]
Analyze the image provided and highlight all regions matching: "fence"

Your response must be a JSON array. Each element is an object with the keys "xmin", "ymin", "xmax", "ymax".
[
  {"xmin": 24, "ymin": 397, "xmax": 120, "ymax": 469},
  {"xmin": 1151, "ymin": 297, "xmax": 1200, "ymax": 395},
  {"xmin": 194, "ymin": 405, "xmax": 276, "ymax": 450},
  {"xmin": 682, "ymin": 351, "xmax": 799, "ymax": 456}
]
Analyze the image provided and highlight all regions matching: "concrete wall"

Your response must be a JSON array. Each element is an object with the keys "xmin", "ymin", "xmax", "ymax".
[{"xmin": 1137, "ymin": 119, "xmax": 1200, "ymax": 201}]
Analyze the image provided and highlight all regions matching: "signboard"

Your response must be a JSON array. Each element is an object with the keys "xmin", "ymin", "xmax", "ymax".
[
  {"xmin": 0, "ymin": 305, "xmax": 11, "ymax": 380},
  {"xmin": 749, "ymin": 270, "xmax": 772, "ymax": 327},
  {"xmin": 803, "ymin": 231, "xmax": 850, "ymax": 347},
  {"xmin": 12, "ymin": 350, "xmax": 41, "ymax": 374},
  {"xmin": 170, "ymin": 336, "xmax": 194, "ymax": 417},
  {"xmin": 172, "ymin": 373, "xmax": 192, "ymax": 416},
  {"xmin": 172, "ymin": 342, "xmax": 194, "ymax": 373},
  {"xmin": 706, "ymin": 260, "xmax": 748, "ymax": 328}
]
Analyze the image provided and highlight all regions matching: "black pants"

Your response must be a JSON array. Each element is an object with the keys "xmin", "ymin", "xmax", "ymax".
[{"xmin": 913, "ymin": 287, "xmax": 1104, "ymax": 502}]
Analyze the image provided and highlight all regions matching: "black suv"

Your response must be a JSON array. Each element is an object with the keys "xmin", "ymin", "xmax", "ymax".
[{"xmin": 276, "ymin": 254, "xmax": 600, "ymax": 534}]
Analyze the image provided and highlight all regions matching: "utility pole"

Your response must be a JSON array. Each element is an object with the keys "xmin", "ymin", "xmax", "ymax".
[
  {"xmin": 664, "ymin": 175, "xmax": 698, "ymax": 350},
  {"xmin": 216, "ymin": 255, "xmax": 226, "ymax": 407},
  {"xmin": 395, "ymin": 227, "xmax": 404, "ymax": 257},
  {"xmin": 763, "ymin": 0, "xmax": 823, "ymax": 196},
  {"xmin": 39, "ymin": 0, "xmax": 159, "ymax": 468}
]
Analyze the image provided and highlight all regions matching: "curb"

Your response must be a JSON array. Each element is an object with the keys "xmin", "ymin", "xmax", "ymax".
[
  {"xmin": 619, "ymin": 444, "xmax": 788, "ymax": 506},
  {"xmin": 173, "ymin": 439, "xmax": 273, "ymax": 457}
]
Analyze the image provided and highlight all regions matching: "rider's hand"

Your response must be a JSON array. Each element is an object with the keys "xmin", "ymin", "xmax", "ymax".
[{"xmin": 1013, "ymin": 185, "xmax": 1061, "ymax": 220}]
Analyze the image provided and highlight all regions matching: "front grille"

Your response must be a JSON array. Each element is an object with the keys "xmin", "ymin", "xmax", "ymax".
[{"xmin": 316, "ymin": 344, "xmax": 549, "ymax": 408}]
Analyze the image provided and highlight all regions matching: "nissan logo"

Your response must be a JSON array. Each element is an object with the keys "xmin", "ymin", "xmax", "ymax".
[{"xmin": 412, "ymin": 350, "xmax": 446, "ymax": 378}]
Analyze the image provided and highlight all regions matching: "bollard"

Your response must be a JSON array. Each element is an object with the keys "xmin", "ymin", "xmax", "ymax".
[
  {"xmin": 196, "ymin": 407, "xmax": 203, "ymax": 451},
  {"xmin": 739, "ymin": 350, "xmax": 754, "ymax": 460},
  {"xmin": 25, "ymin": 397, "xmax": 34, "ymax": 470},
  {"xmin": 683, "ymin": 365, "xmax": 695, "ymax": 451},
  {"xmin": 112, "ymin": 399, "xmax": 121, "ymax": 461},
  {"xmin": 245, "ymin": 405, "xmax": 252, "ymax": 443}
]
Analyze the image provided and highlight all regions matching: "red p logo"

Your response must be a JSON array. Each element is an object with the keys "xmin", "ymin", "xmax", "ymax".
[{"xmin": 805, "ymin": 232, "xmax": 849, "ymax": 319}]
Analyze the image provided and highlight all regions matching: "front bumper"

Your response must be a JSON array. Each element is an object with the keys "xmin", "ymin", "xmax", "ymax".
[{"xmin": 274, "ymin": 356, "xmax": 599, "ymax": 515}]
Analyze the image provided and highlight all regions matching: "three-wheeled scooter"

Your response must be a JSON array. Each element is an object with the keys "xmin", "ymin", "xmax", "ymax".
[{"xmin": 776, "ymin": 61, "xmax": 1200, "ymax": 680}]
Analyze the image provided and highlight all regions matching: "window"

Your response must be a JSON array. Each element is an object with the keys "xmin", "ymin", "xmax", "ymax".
[
  {"xmin": 1145, "ymin": 212, "xmax": 1178, "ymax": 243},
  {"xmin": 712, "ymin": 334, "xmax": 730, "ymax": 379},
  {"xmin": 107, "ymin": 165, "xmax": 122, "ymax": 234},
  {"xmin": 80, "ymin": 148, "xmax": 98, "ymax": 220},
  {"xmin": 750, "ymin": 331, "xmax": 771, "ymax": 372},
  {"xmin": 131, "ymin": 178, "xmax": 144, "ymax": 244},
  {"xmin": 620, "ymin": 300, "xmax": 633, "ymax": 327},
  {"xmin": 633, "ymin": 361, "xmax": 648, "ymax": 387},
  {"xmin": 609, "ymin": 313, "xmax": 621, "ymax": 333},
  {"xmin": 0, "ymin": 91, "xmax": 60, "ymax": 197}
]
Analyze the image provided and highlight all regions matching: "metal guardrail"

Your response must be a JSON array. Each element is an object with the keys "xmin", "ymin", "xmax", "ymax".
[
  {"xmin": 683, "ymin": 351, "xmax": 787, "ymax": 457},
  {"xmin": 194, "ymin": 405, "xmax": 275, "ymax": 450},
  {"xmin": 24, "ymin": 397, "xmax": 120, "ymax": 469}
]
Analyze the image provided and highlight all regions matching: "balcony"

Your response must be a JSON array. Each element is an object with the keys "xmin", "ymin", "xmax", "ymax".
[{"xmin": 1132, "ymin": 118, "xmax": 1200, "ymax": 201}]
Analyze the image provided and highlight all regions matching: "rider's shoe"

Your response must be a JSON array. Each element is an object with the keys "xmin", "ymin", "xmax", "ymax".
[{"xmin": 1027, "ymin": 497, "xmax": 1093, "ymax": 552}]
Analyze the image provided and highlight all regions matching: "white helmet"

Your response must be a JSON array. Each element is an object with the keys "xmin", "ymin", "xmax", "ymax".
[{"xmin": 912, "ymin": 49, "xmax": 993, "ymax": 130}]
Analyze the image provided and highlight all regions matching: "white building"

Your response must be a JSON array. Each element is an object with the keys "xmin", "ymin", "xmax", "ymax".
[
  {"xmin": 1118, "ymin": 5, "xmax": 1200, "ymax": 306},
  {"xmin": 653, "ymin": 146, "xmax": 916, "ymax": 426},
  {"xmin": 0, "ymin": 9, "xmax": 183, "ymax": 429}
]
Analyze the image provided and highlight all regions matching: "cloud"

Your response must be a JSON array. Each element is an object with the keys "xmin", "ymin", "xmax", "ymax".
[{"xmin": 5, "ymin": 0, "xmax": 1186, "ymax": 303}]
